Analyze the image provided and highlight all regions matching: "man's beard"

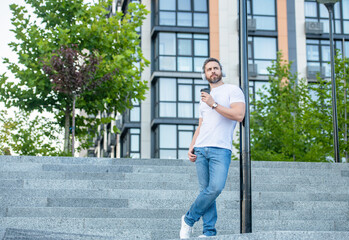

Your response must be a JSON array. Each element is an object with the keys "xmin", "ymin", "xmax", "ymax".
[{"xmin": 207, "ymin": 73, "xmax": 222, "ymax": 84}]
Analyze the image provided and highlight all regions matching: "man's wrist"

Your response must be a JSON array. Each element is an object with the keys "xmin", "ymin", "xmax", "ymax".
[{"xmin": 211, "ymin": 102, "xmax": 218, "ymax": 109}]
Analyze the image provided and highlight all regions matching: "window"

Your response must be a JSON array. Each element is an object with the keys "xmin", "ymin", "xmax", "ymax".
[
  {"xmin": 121, "ymin": 128, "xmax": 141, "ymax": 158},
  {"xmin": 304, "ymin": 0, "xmax": 349, "ymax": 34},
  {"xmin": 345, "ymin": 41, "xmax": 349, "ymax": 58},
  {"xmin": 306, "ymin": 39, "xmax": 348, "ymax": 78},
  {"xmin": 247, "ymin": 35, "xmax": 277, "ymax": 104},
  {"xmin": 249, "ymin": 80, "xmax": 271, "ymax": 104},
  {"xmin": 154, "ymin": 78, "xmax": 208, "ymax": 118},
  {"xmin": 122, "ymin": 99, "xmax": 141, "ymax": 123},
  {"xmin": 247, "ymin": 0, "xmax": 276, "ymax": 31},
  {"xmin": 130, "ymin": 99, "xmax": 141, "ymax": 122},
  {"xmin": 154, "ymin": 124, "xmax": 196, "ymax": 159},
  {"xmin": 156, "ymin": 0, "xmax": 209, "ymax": 28},
  {"xmin": 248, "ymin": 36, "xmax": 277, "ymax": 75},
  {"xmin": 155, "ymin": 32, "xmax": 209, "ymax": 72}
]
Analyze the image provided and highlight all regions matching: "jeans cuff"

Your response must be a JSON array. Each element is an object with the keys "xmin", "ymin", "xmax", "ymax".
[{"xmin": 184, "ymin": 214, "xmax": 194, "ymax": 227}]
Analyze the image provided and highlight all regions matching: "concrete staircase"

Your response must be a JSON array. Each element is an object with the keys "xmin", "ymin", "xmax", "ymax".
[{"xmin": 0, "ymin": 156, "xmax": 348, "ymax": 240}]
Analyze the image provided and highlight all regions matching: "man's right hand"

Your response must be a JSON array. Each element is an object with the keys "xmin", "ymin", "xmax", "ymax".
[{"xmin": 188, "ymin": 147, "xmax": 197, "ymax": 162}]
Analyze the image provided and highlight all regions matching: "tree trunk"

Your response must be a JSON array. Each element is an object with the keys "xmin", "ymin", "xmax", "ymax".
[
  {"xmin": 72, "ymin": 95, "xmax": 76, "ymax": 157},
  {"xmin": 64, "ymin": 107, "xmax": 70, "ymax": 153}
]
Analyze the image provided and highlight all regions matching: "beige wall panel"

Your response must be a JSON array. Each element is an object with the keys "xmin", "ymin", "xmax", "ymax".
[
  {"xmin": 210, "ymin": 0, "xmax": 220, "ymax": 59},
  {"xmin": 140, "ymin": 0, "xmax": 152, "ymax": 158},
  {"xmin": 219, "ymin": 0, "xmax": 239, "ymax": 86},
  {"xmin": 277, "ymin": 0, "xmax": 289, "ymax": 61},
  {"xmin": 219, "ymin": 0, "xmax": 241, "ymax": 158},
  {"xmin": 295, "ymin": 0, "xmax": 307, "ymax": 79}
]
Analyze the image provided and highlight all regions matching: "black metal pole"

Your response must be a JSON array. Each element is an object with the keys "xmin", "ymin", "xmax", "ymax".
[
  {"xmin": 325, "ymin": 3, "xmax": 340, "ymax": 163},
  {"xmin": 239, "ymin": 0, "xmax": 252, "ymax": 233}
]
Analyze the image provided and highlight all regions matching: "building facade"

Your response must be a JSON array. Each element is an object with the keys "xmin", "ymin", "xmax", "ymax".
[{"xmin": 87, "ymin": 0, "xmax": 349, "ymax": 159}]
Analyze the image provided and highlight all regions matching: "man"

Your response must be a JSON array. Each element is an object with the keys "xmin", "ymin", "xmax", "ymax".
[{"xmin": 180, "ymin": 58, "xmax": 245, "ymax": 239}]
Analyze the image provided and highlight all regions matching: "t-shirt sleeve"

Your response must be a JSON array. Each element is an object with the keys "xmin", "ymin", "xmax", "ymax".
[{"xmin": 229, "ymin": 86, "xmax": 245, "ymax": 104}]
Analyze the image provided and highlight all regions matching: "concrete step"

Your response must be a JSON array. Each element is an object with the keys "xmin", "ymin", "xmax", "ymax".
[
  {"xmin": 0, "ymin": 227, "xmax": 155, "ymax": 240},
  {"xmin": 253, "ymin": 191, "xmax": 349, "ymax": 202},
  {"xmin": 19, "ymin": 179, "xmax": 200, "ymax": 190},
  {"xmin": 0, "ymin": 156, "xmax": 190, "ymax": 166},
  {"xmin": 0, "ymin": 217, "xmax": 237, "ymax": 233},
  {"xmin": 3, "ymin": 228, "xmax": 349, "ymax": 240},
  {"xmin": 253, "ymin": 219, "xmax": 348, "ymax": 231},
  {"xmin": 2, "ymin": 156, "xmax": 349, "ymax": 169},
  {"xmin": 0, "ymin": 187, "xmax": 221, "ymax": 200},
  {"xmin": 123, "ymin": 173, "xmax": 349, "ymax": 184},
  {"xmin": 0, "ymin": 163, "xmax": 133, "ymax": 173},
  {"xmin": 250, "ymin": 161, "xmax": 349, "ymax": 170},
  {"xmin": 1, "ymin": 187, "xmax": 349, "ymax": 203},
  {"xmin": 186, "ymin": 231, "xmax": 349, "ymax": 240},
  {"xmin": 0, "ymin": 171, "xmax": 126, "ymax": 180},
  {"xmin": 132, "ymin": 166, "xmax": 347, "ymax": 176},
  {"xmin": 0, "ymin": 197, "xmax": 295, "ymax": 210},
  {"xmin": 2, "ymin": 207, "xmax": 187, "ymax": 219},
  {"xmin": 1, "ymin": 171, "xmax": 347, "ymax": 186},
  {"xmin": 0, "ymin": 227, "xmax": 235, "ymax": 240},
  {"xmin": 1, "ymin": 178, "xmax": 348, "ymax": 194},
  {"xmin": 2, "ymin": 207, "xmax": 347, "ymax": 221},
  {"xmin": 1, "ymin": 196, "xmax": 347, "ymax": 212},
  {"xmin": 1, "ymin": 161, "xmax": 347, "ymax": 175},
  {"xmin": 0, "ymin": 169, "xmax": 342, "ymax": 181},
  {"xmin": 1, "ymin": 217, "xmax": 347, "ymax": 234},
  {"xmin": 1, "ymin": 228, "xmax": 115, "ymax": 240},
  {"xmin": 1, "ymin": 164, "xmax": 346, "ymax": 177},
  {"xmin": 1, "ymin": 157, "xmax": 349, "ymax": 176}
]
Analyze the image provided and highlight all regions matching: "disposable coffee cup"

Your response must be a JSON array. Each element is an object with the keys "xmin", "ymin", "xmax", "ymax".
[{"xmin": 200, "ymin": 88, "xmax": 210, "ymax": 94}]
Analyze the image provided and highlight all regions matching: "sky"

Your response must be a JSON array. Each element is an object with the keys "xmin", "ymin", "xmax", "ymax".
[
  {"xmin": 0, "ymin": 0, "xmax": 25, "ymax": 79},
  {"xmin": 0, "ymin": 0, "xmax": 28, "ymax": 114}
]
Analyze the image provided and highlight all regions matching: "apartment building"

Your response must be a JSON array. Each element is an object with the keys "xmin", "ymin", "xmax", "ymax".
[{"xmin": 88, "ymin": 0, "xmax": 349, "ymax": 159}]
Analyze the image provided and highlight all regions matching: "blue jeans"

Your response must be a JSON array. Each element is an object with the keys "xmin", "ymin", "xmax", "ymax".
[{"xmin": 184, "ymin": 147, "xmax": 232, "ymax": 236}]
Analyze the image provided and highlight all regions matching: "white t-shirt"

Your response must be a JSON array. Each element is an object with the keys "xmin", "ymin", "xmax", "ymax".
[{"xmin": 194, "ymin": 84, "xmax": 245, "ymax": 151}]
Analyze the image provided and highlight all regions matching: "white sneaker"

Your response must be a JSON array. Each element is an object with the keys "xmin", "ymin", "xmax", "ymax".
[
  {"xmin": 180, "ymin": 215, "xmax": 193, "ymax": 239},
  {"xmin": 198, "ymin": 235, "xmax": 208, "ymax": 238}
]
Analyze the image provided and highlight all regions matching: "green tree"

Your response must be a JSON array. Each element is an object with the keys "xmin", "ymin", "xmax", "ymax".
[
  {"xmin": 250, "ymin": 52, "xmax": 315, "ymax": 161},
  {"xmin": 307, "ymin": 52, "xmax": 349, "ymax": 162},
  {"xmin": 0, "ymin": 109, "xmax": 63, "ymax": 156},
  {"xmin": 246, "ymin": 52, "xmax": 349, "ymax": 162},
  {"xmin": 42, "ymin": 45, "xmax": 112, "ymax": 155},
  {"xmin": 0, "ymin": 0, "xmax": 149, "ymax": 154},
  {"xmin": 0, "ymin": 110, "xmax": 16, "ymax": 155}
]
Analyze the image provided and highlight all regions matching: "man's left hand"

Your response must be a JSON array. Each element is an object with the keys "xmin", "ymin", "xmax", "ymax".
[{"xmin": 201, "ymin": 92, "xmax": 214, "ymax": 108}]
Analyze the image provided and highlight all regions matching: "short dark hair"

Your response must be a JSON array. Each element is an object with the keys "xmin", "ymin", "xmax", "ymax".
[{"xmin": 202, "ymin": 58, "xmax": 222, "ymax": 73}]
